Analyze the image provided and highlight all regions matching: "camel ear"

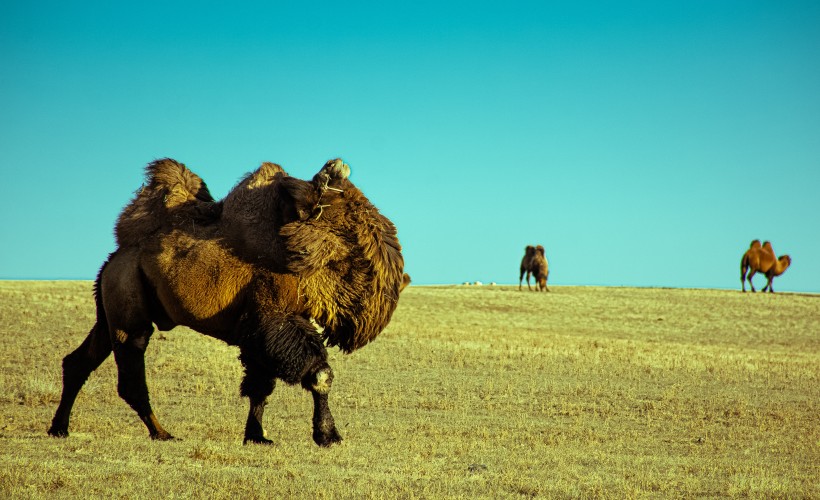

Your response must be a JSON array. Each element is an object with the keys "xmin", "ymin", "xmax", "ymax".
[{"xmin": 279, "ymin": 222, "xmax": 349, "ymax": 275}]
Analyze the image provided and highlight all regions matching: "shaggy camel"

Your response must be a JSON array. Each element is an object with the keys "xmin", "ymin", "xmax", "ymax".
[
  {"xmin": 519, "ymin": 245, "xmax": 549, "ymax": 292},
  {"xmin": 740, "ymin": 239, "xmax": 791, "ymax": 293},
  {"xmin": 49, "ymin": 158, "xmax": 406, "ymax": 447}
]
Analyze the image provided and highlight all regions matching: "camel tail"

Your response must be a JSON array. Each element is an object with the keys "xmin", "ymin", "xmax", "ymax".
[{"xmin": 92, "ymin": 257, "xmax": 110, "ymax": 331}]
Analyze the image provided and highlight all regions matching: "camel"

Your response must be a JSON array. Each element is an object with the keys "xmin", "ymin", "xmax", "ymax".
[
  {"xmin": 740, "ymin": 239, "xmax": 791, "ymax": 293},
  {"xmin": 519, "ymin": 244, "xmax": 549, "ymax": 292},
  {"xmin": 49, "ymin": 158, "xmax": 407, "ymax": 447}
]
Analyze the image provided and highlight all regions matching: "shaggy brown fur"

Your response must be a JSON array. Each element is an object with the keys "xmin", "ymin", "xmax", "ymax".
[
  {"xmin": 115, "ymin": 159, "xmax": 221, "ymax": 248},
  {"xmin": 49, "ymin": 158, "xmax": 406, "ymax": 447},
  {"xmin": 519, "ymin": 244, "xmax": 549, "ymax": 292},
  {"xmin": 740, "ymin": 239, "xmax": 792, "ymax": 293}
]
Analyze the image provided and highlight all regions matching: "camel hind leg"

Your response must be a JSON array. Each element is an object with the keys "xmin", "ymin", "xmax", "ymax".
[
  {"xmin": 49, "ymin": 262, "xmax": 114, "ymax": 438},
  {"xmin": 103, "ymin": 249, "xmax": 174, "ymax": 440},
  {"xmin": 111, "ymin": 336, "xmax": 172, "ymax": 439},
  {"xmin": 746, "ymin": 270, "xmax": 757, "ymax": 293},
  {"xmin": 48, "ymin": 320, "xmax": 112, "ymax": 437}
]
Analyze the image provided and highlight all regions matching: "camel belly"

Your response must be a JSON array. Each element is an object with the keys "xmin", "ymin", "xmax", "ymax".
[{"xmin": 140, "ymin": 231, "xmax": 254, "ymax": 333}]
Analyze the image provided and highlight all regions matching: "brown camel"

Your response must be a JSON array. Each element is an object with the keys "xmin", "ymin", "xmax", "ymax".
[
  {"xmin": 49, "ymin": 158, "xmax": 407, "ymax": 447},
  {"xmin": 519, "ymin": 244, "xmax": 549, "ymax": 292},
  {"xmin": 740, "ymin": 239, "xmax": 791, "ymax": 293}
]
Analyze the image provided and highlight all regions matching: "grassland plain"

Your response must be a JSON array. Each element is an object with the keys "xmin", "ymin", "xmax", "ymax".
[{"xmin": 0, "ymin": 280, "xmax": 818, "ymax": 498}]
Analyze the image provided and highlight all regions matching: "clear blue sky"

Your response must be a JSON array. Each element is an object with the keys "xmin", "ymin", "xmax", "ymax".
[{"xmin": 2, "ymin": 1, "xmax": 819, "ymax": 291}]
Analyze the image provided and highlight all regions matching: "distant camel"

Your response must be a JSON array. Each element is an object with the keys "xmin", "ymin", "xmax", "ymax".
[
  {"xmin": 740, "ymin": 239, "xmax": 792, "ymax": 293},
  {"xmin": 519, "ymin": 245, "xmax": 549, "ymax": 292}
]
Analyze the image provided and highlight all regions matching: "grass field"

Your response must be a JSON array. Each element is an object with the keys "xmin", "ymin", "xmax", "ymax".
[{"xmin": 1, "ymin": 281, "xmax": 818, "ymax": 498}]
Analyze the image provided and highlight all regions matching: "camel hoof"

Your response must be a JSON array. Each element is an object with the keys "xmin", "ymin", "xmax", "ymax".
[
  {"xmin": 47, "ymin": 427, "xmax": 68, "ymax": 438},
  {"xmin": 313, "ymin": 428, "xmax": 342, "ymax": 447},
  {"xmin": 244, "ymin": 436, "xmax": 275, "ymax": 445},
  {"xmin": 150, "ymin": 432, "xmax": 176, "ymax": 441}
]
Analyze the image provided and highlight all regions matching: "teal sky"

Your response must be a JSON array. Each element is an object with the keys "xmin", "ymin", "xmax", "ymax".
[{"xmin": 2, "ymin": 1, "xmax": 819, "ymax": 291}]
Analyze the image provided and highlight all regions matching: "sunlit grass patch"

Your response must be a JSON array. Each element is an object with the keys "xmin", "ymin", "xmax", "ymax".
[{"xmin": 1, "ymin": 282, "xmax": 818, "ymax": 497}]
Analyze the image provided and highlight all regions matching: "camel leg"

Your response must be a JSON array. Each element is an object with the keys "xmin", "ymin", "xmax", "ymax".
[
  {"xmin": 519, "ymin": 268, "xmax": 525, "ymax": 291},
  {"xmin": 112, "ymin": 331, "xmax": 174, "ymax": 440},
  {"xmin": 239, "ymin": 359, "xmax": 275, "ymax": 445},
  {"xmin": 763, "ymin": 274, "xmax": 775, "ymax": 293},
  {"xmin": 526, "ymin": 271, "xmax": 533, "ymax": 291},
  {"xmin": 102, "ymin": 249, "xmax": 173, "ymax": 440},
  {"xmin": 48, "ymin": 321, "xmax": 112, "ymax": 437},
  {"xmin": 747, "ymin": 270, "xmax": 757, "ymax": 293},
  {"xmin": 740, "ymin": 266, "xmax": 748, "ymax": 292},
  {"xmin": 238, "ymin": 358, "xmax": 343, "ymax": 447},
  {"xmin": 241, "ymin": 362, "xmax": 342, "ymax": 446},
  {"xmin": 544, "ymin": 271, "xmax": 550, "ymax": 292},
  {"xmin": 239, "ymin": 314, "xmax": 342, "ymax": 447},
  {"xmin": 303, "ymin": 363, "xmax": 342, "ymax": 447}
]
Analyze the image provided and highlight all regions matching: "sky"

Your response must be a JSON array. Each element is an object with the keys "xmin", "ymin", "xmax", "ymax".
[{"xmin": 1, "ymin": 1, "xmax": 819, "ymax": 292}]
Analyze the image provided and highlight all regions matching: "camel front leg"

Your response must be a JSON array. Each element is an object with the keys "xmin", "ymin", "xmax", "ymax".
[
  {"xmin": 239, "ymin": 358, "xmax": 275, "ymax": 445},
  {"xmin": 763, "ymin": 274, "xmax": 775, "ymax": 293},
  {"xmin": 241, "ymin": 314, "xmax": 342, "ymax": 447},
  {"xmin": 304, "ymin": 364, "xmax": 342, "ymax": 447}
]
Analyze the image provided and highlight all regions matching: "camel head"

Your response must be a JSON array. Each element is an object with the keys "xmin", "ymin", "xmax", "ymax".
[
  {"xmin": 312, "ymin": 158, "xmax": 351, "ymax": 188},
  {"xmin": 279, "ymin": 159, "xmax": 405, "ymax": 352},
  {"xmin": 776, "ymin": 255, "xmax": 792, "ymax": 275}
]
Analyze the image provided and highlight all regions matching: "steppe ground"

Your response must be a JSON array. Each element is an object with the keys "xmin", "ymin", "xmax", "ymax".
[{"xmin": 1, "ymin": 281, "xmax": 818, "ymax": 498}]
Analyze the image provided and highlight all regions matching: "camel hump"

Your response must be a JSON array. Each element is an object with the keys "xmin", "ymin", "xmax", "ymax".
[
  {"xmin": 750, "ymin": 239, "xmax": 761, "ymax": 249},
  {"xmin": 115, "ymin": 159, "xmax": 216, "ymax": 247},
  {"xmin": 145, "ymin": 158, "xmax": 214, "ymax": 206},
  {"xmin": 536, "ymin": 245, "xmax": 545, "ymax": 256},
  {"xmin": 762, "ymin": 241, "xmax": 775, "ymax": 254},
  {"xmin": 245, "ymin": 162, "xmax": 286, "ymax": 190}
]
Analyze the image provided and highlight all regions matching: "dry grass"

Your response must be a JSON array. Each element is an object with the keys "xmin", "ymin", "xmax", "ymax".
[{"xmin": 1, "ymin": 281, "xmax": 818, "ymax": 498}]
